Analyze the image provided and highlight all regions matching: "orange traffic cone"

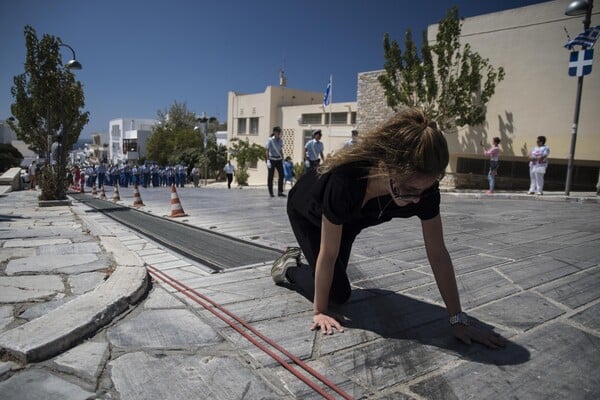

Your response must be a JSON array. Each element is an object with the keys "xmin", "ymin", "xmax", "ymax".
[
  {"xmin": 99, "ymin": 186, "xmax": 107, "ymax": 200},
  {"xmin": 91, "ymin": 184, "xmax": 98, "ymax": 197},
  {"xmin": 169, "ymin": 184, "xmax": 187, "ymax": 217},
  {"xmin": 132, "ymin": 184, "xmax": 144, "ymax": 207},
  {"xmin": 112, "ymin": 184, "xmax": 121, "ymax": 202}
]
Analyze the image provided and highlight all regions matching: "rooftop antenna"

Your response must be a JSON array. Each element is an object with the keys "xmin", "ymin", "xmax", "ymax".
[{"xmin": 279, "ymin": 53, "xmax": 287, "ymax": 87}]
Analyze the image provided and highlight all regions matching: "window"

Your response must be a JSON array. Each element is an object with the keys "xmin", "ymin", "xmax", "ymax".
[
  {"xmin": 237, "ymin": 118, "xmax": 247, "ymax": 134},
  {"xmin": 122, "ymin": 139, "xmax": 137, "ymax": 153},
  {"xmin": 325, "ymin": 112, "xmax": 348, "ymax": 125},
  {"xmin": 111, "ymin": 124, "xmax": 120, "ymax": 139},
  {"xmin": 303, "ymin": 130, "xmax": 313, "ymax": 146},
  {"xmin": 350, "ymin": 112, "xmax": 357, "ymax": 124},
  {"xmin": 301, "ymin": 113, "xmax": 321, "ymax": 125},
  {"xmin": 249, "ymin": 117, "xmax": 259, "ymax": 135}
]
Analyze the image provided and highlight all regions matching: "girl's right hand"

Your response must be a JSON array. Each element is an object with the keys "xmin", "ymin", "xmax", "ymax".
[{"xmin": 311, "ymin": 313, "xmax": 344, "ymax": 335}]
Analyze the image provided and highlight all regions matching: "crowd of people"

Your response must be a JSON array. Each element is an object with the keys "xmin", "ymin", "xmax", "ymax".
[{"xmin": 65, "ymin": 162, "xmax": 202, "ymax": 190}]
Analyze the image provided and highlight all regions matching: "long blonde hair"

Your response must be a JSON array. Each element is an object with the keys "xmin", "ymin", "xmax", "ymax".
[{"xmin": 319, "ymin": 108, "xmax": 449, "ymax": 181}]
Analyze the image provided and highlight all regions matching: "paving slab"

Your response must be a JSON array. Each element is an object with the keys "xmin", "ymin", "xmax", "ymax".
[
  {"xmin": 0, "ymin": 247, "xmax": 36, "ymax": 261},
  {"xmin": 109, "ymin": 351, "xmax": 284, "ymax": 400},
  {"xmin": 5, "ymin": 254, "xmax": 102, "ymax": 275},
  {"xmin": 68, "ymin": 271, "xmax": 106, "ymax": 294},
  {"xmin": 0, "ymin": 265, "xmax": 148, "ymax": 362},
  {"xmin": 406, "ymin": 268, "xmax": 520, "ymax": 309},
  {"xmin": 37, "ymin": 242, "xmax": 101, "ymax": 256},
  {"xmin": 0, "ymin": 306, "xmax": 13, "ymax": 331},
  {"xmin": 18, "ymin": 297, "xmax": 73, "ymax": 321},
  {"xmin": 409, "ymin": 322, "xmax": 600, "ymax": 400},
  {"xmin": 471, "ymin": 291, "xmax": 565, "ymax": 331},
  {"xmin": 569, "ymin": 301, "xmax": 600, "ymax": 332},
  {"xmin": 52, "ymin": 341, "xmax": 109, "ymax": 383},
  {"xmin": 107, "ymin": 309, "xmax": 223, "ymax": 349},
  {"xmin": 0, "ymin": 368, "xmax": 95, "ymax": 400},
  {"xmin": 536, "ymin": 267, "xmax": 600, "ymax": 309},
  {"xmin": 0, "ymin": 275, "xmax": 64, "ymax": 302}
]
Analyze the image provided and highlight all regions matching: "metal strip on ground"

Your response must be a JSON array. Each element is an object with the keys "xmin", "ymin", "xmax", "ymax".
[{"xmin": 70, "ymin": 193, "xmax": 282, "ymax": 272}]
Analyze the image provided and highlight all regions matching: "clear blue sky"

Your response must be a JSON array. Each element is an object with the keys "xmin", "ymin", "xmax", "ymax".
[{"xmin": 0, "ymin": 0, "xmax": 548, "ymax": 139}]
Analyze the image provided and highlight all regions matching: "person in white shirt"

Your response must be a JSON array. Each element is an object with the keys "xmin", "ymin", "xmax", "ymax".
[
  {"xmin": 528, "ymin": 136, "xmax": 550, "ymax": 195},
  {"xmin": 343, "ymin": 129, "xmax": 359, "ymax": 148},
  {"xmin": 223, "ymin": 161, "xmax": 236, "ymax": 189},
  {"xmin": 265, "ymin": 126, "xmax": 286, "ymax": 197},
  {"xmin": 304, "ymin": 130, "xmax": 325, "ymax": 172}
]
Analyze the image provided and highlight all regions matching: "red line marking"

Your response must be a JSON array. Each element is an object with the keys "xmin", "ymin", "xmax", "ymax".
[{"xmin": 146, "ymin": 264, "xmax": 353, "ymax": 400}]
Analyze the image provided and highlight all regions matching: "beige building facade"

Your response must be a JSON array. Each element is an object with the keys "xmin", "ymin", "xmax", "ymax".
[
  {"xmin": 439, "ymin": 0, "xmax": 599, "ymax": 190},
  {"xmin": 227, "ymin": 86, "xmax": 357, "ymax": 186},
  {"xmin": 228, "ymin": 0, "xmax": 599, "ymax": 190}
]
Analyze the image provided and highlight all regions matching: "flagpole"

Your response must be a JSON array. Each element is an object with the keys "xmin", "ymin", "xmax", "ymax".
[{"xmin": 328, "ymin": 75, "xmax": 332, "ymax": 153}]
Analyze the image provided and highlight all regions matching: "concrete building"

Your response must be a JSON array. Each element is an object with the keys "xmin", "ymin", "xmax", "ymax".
[
  {"xmin": 109, "ymin": 118, "xmax": 157, "ymax": 164},
  {"xmin": 437, "ymin": 0, "xmax": 599, "ymax": 190},
  {"xmin": 228, "ymin": 0, "xmax": 598, "ymax": 190},
  {"xmin": 359, "ymin": 0, "xmax": 599, "ymax": 190},
  {"xmin": 227, "ymin": 86, "xmax": 357, "ymax": 186}
]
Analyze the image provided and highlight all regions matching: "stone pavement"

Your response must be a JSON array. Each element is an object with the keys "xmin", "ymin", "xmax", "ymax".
[{"xmin": 0, "ymin": 186, "xmax": 599, "ymax": 399}]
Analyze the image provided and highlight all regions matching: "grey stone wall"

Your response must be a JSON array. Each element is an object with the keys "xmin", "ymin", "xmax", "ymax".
[{"xmin": 356, "ymin": 70, "xmax": 396, "ymax": 133}]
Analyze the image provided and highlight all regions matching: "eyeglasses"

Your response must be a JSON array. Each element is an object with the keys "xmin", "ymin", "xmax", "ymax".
[{"xmin": 389, "ymin": 179, "xmax": 422, "ymax": 200}]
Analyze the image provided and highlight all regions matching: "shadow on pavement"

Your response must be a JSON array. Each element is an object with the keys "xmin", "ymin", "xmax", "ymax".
[
  {"xmin": 282, "ymin": 266, "xmax": 530, "ymax": 366},
  {"xmin": 0, "ymin": 214, "xmax": 28, "ymax": 222}
]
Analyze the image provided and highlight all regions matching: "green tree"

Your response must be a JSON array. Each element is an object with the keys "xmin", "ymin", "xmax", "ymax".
[
  {"xmin": 228, "ymin": 138, "xmax": 265, "ymax": 185},
  {"xmin": 8, "ymin": 26, "xmax": 89, "ymax": 200},
  {"xmin": 146, "ymin": 102, "xmax": 201, "ymax": 165},
  {"xmin": 378, "ymin": 6, "xmax": 504, "ymax": 130}
]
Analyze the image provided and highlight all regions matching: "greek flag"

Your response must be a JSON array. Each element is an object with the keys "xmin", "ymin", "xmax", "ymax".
[
  {"xmin": 565, "ymin": 25, "xmax": 600, "ymax": 50},
  {"xmin": 568, "ymin": 49, "xmax": 594, "ymax": 77},
  {"xmin": 323, "ymin": 76, "xmax": 332, "ymax": 107}
]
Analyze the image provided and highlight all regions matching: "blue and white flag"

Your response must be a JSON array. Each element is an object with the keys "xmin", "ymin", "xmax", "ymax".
[
  {"xmin": 323, "ymin": 76, "xmax": 332, "ymax": 107},
  {"xmin": 565, "ymin": 25, "xmax": 600, "ymax": 50},
  {"xmin": 568, "ymin": 49, "xmax": 594, "ymax": 77}
]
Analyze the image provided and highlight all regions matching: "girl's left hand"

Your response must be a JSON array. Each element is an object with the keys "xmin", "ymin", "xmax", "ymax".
[{"xmin": 452, "ymin": 323, "xmax": 507, "ymax": 349}]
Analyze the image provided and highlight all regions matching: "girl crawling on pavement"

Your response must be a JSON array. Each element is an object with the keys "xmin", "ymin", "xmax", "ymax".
[{"xmin": 271, "ymin": 107, "xmax": 506, "ymax": 349}]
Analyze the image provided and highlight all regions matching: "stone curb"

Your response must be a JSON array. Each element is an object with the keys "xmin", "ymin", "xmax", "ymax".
[{"xmin": 0, "ymin": 199, "xmax": 151, "ymax": 364}]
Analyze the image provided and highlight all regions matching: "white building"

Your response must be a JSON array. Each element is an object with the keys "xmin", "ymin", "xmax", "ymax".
[
  {"xmin": 108, "ymin": 118, "xmax": 157, "ymax": 164},
  {"xmin": 227, "ymin": 86, "xmax": 357, "ymax": 186},
  {"xmin": 227, "ymin": 1, "xmax": 599, "ymax": 190}
]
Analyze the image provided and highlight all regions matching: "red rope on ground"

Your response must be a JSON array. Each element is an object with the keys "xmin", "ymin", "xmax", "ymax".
[{"xmin": 146, "ymin": 264, "xmax": 353, "ymax": 400}]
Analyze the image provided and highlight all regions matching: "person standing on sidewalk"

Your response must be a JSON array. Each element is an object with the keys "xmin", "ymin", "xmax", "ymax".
[
  {"xmin": 265, "ymin": 126, "xmax": 286, "ymax": 197},
  {"xmin": 223, "ymin": 160, "xmax": 236, "ymax": 189},
  {"xmin": 270, "ymin": 108, "xmax": 506, "ymax": 348},
  {"xmin": 528, "ymin": 136, "xmax": 550, "ymax": 195},
  {"xmin": 343, "ymin": 129, "xmax": 359, "ymax": 148},
  {"xmin": 480, "ymin": 137, "xmax": 501, "ymax": 194},
  {"xmin": 28, "ymin": 160, "xmax": 37, "ymax": 190},
  {"xmin": 304, "ymin": 129, "xmax": 325, "ymax": 172},
  {"xmin": 191, "ymin": 165, "xmax": 200, "ymax": 188}
]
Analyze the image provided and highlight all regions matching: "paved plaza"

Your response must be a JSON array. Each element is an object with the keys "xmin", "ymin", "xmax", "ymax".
[{"xmin": 0, "ymin": 185, "xmax": 599, "ymax": 399}]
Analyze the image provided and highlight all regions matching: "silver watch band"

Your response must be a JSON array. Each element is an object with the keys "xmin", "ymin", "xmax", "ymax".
[{"xmin": 449, "ymin": 311, "xmax": 469, "ymax": 326}]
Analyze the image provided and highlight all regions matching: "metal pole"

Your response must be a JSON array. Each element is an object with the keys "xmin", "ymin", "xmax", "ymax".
[
  {"xmin": 565, "ymin": 0, "xmax": 593, "ymax": 195},
  {"xmin": 565, "ymin": 76, "xmax": 584, "ymax": 195},
  {"xmin": 204, "ymin": 132, "xmax": 208, "ymax": 187}
]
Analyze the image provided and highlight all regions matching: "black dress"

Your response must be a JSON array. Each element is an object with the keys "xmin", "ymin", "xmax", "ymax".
[{"xmin": 286, "ymin": 161, "xmax": 440, "ymax": 304}]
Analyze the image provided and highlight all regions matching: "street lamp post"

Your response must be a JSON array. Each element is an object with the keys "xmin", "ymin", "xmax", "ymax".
[
  {"xmin": 195, "ymin": 113, "xmax": 209, "ymax": 186},
  {"xmin": 564, "ymin": 0, "xmax": 594, "ymax": 195},
  {"xmin": 55, "ymin": 43, "xmax": 82, "ymax": 196}
]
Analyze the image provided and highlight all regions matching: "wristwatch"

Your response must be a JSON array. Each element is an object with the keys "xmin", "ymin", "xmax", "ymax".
[{"xmin": 449, "ymin": 312, "xmax": 469, "ymax": 326}]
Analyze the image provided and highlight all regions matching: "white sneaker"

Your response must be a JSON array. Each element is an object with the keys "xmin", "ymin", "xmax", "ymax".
[{"xmin": 271, "ymin": 247, "xmax": 301, "ymax": 284}]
